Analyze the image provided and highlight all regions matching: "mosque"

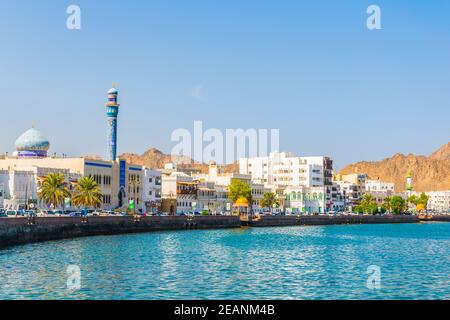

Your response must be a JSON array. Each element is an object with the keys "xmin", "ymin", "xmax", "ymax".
[{"xmin": 0, "ymin": 86, "xmax": 145, "ymax": 211}]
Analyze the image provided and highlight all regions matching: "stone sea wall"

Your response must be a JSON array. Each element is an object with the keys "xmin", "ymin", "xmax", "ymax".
[
  {"xmin": 0, "ymin": 215, "xmax": 241, "ymax": 249},
  {"xmin": 245, "ymin": 214, "xmax": 420, "ymax": 227},
  {"xmin": 0, "ymin": 214, "xmax": 438, "ymax": 249}
]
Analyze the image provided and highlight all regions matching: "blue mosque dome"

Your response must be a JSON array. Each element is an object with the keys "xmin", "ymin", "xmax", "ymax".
[{"xmin": 15, "ymin": 127, "xmax": 50, "ymax": 158}]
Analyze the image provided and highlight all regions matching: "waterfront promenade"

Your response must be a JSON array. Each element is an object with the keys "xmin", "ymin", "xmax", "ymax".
[{"xmin": 1, "ymin": 213, "xmax": 442, "ymax": 249}]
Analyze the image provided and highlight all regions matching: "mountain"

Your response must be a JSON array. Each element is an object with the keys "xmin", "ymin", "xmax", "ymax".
[
  {"xmin": 340, "ymin": 142, "xmax": 450, "ymax": 192},
  {"xmin": 119, "ymin": 148, "xmax": 238, "ymax": 174},
  {"xmin": 429, "ymin": 142, "xmax": 450, "ymax": 160}
]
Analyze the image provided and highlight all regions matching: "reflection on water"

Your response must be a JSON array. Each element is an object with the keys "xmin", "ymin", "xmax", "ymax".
[{"xmin": 0, "ymin": 223, "xmax": 449, "ymax": 300}]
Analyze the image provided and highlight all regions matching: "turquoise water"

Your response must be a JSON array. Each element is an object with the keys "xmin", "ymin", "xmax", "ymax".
[{"xmin": 0, "ymin": 222, "xmax": 449, "ymax": 300}]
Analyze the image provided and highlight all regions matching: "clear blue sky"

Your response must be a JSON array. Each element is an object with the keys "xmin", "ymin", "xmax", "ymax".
[{"xmin": 1, "ymin": 0, "xmax": 449, "ymax": 168}]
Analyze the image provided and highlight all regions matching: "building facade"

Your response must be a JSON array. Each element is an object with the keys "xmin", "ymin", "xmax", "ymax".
[
  {"xmin": 334, "ymin": 173, "xmax": 368, "ymax": 210},
  {"xmin": 161, "ymin": 171, "xmax": 198, "ymax": 214},
  {"xmin": 284, "ymin": 186, "xmax": 327, "ymax": 214},
  {"xmin": 239, "ymin": 152, "xmax": 334, "ymax": 211},
  {"xmin": 141, "ymin": 168, "xmax": 162, "ymax": 213},
  {"xmin": 427, "ymin": 191, "xmax": 450, "ymax": 212}
]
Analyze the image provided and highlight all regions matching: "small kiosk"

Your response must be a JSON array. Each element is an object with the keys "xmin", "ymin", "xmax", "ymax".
[{"xmin": 233, "ymin": 197, "xmax": 249, "ymax": 218}]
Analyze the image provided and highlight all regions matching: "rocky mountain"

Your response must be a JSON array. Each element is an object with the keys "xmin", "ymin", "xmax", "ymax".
[
  {"xmin": 120, "ymin": 148, "xmax": 238, "ymax": 174},
  {"xmin": 429, "ymin": 142, "xmax": 450, "ymax": 160},
  {"xmin": 340, "ymin": 142, "xmax": 450, "ymax": 192},
  {"xmin": 121, "ymin": 142, "xmax": 449, "ymax": 192}
]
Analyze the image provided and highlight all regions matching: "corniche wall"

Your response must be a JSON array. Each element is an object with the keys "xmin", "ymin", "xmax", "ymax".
[
  {"xmin": 244, "ymin": 214, "xmax": 421, "ymax": 227},
  {"xmin": 0, "ymin": 214, "xmax": 443, "ymax": 249},
  {"xmin": 0, "ymin": 216, "xmax": 241, "ymax": 249}
]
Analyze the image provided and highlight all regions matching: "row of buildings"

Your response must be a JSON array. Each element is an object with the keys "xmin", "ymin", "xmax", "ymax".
[
  {"xmin": 1, "ymin": 138, "xmax": 449, "ymax": 214},
  {"xmin": 3, "ymin": 137, "xmax": 448, "ymax": 214},
  {"xmin": 1, "ymin": 86, "xmax": 449, "ymax": 214}
]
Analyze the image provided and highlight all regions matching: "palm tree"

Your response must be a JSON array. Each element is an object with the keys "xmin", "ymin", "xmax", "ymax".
[
  {"xmin": 360, "ymin": 193, "xmax": 377, "ymax": 213},
  {"xmin": 382, "ymin": 196, "xmax": 392, "ymax": 213},
  {"xmin": 261, "ymin": 192, "xmax": 279, "ymax": 214},
  {"xmin": 38, "ymin": 173, "xmax": 71, "ymax": 209},
  {"xmin": 72, "ymin": 176, "xmax": 102, "ymax": 209}
]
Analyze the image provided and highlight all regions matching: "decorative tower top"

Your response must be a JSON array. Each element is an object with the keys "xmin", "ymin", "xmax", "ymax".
[
  {"xmin": 106, "ymin": 84, "xmax": 120, "ymax": 161},
  {"xmin": 106, "ymin": 84, "xmax": 120, "ymax": 108}
]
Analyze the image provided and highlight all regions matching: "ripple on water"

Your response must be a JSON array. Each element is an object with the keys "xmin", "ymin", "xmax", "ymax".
[{"xmin": 0, "ymin": 223, "xmax": 449, "ymax": 300}]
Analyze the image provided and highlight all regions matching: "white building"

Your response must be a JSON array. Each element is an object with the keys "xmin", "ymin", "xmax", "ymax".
[
  {"xmin": 240, "ymin": 152, "xmax": 334, "ymax": 211},
  {"xmin": 363, "ymin": 179, "xmax": 395, "ymax": 206},
  {"xmin": 284, "ymin": 186, "xmax": 327, "ymax": 214},
  {"xmin": 0, "ymin": 166, "xmax": 78, "ymax": 210},
  {"xmin": 331, "ymin": 183, "xmax": 346, "ymax": 212},
  {"xmin": 427, "ymin": 191, "xmax": 450, "ymax": 212},
  {"xmin": 239, "ymin": 152, "xmax": 332, "ymax": 188},
  {"xmin": 365, "ymin": 180, "xmax": 395, "ymax": 193},
  {"xmin": 203, "ymin": 164, "xmax": 252, "ymax": 187},
  {"xmin": 141, "ymin": 168, "xmax": 162, "ymax": 213},
  {"xmin": 0, "ymin": 169, "xmax": 36, "ymax": 210},
  {"xmin": 251, "ymin": 183, "xmax": 271, "ymax": 212},
  {"xmin": 196, "ymin": 181, "xmax": 216, "ymax": 213},
  {"xmin": 214, "ymin": 185, "xmax": 231, "ymax": 214}
]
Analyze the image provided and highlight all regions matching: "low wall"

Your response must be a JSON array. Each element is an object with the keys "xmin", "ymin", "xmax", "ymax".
[
  {"xmin": 426, "ymin": 215, "xmax": 450, "ymax": 222},
  {"xmin": 0, "ymin": 215, "xmax": 241, "ymax": 249},
  {"xmin": 0, "ymin": 214, "xmax": 431, "ymax": 249},
  {"xmin": 245, "ymin": 214, "xmax": 420, "ymax": 227}
]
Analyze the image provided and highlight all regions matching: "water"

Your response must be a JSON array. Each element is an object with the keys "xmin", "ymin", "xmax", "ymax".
[{"xmin": 0, "ymin": 222, "xmax": 449, "ymax": 300}]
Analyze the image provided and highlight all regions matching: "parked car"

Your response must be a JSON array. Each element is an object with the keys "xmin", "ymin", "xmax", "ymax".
[
  {"xmin": 6, "ymin": 210, "xmax": 19, "ymax": 216},
  {"xmin": 100, "ymin": 210, "xmax": 115, "ymax": 216},
  {"xmin": 25, "ymin": 210, "xmax": 36, "ymax": 217},
  {"xmin": 36, "ymin": 210, "xmax": 49, "ymax": 216},
  {"xmin": 69, "ymin": 211, "xmax": 82, "ymax": 217}
]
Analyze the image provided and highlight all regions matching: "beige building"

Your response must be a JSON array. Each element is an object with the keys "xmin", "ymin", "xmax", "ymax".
[
  {"xmin": 0, "ymin": 156, "xmax": 143, "ymax": 210},
  {"xmin": 161, "ymin": 171, "xmax": 197, "ymax": 214}
]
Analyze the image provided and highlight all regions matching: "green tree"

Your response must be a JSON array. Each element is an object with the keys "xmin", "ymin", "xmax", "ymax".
[
  {"xmin": 359, "ymin": 194, "xmax": 378, "ymax": 213},
  {"xmin": 354, "ymin": 205, "xmax": 364, "ymax": 214},
  {"xmin": 408, "ymin": 195, "xmax": 419, "ymax": 206},
  {"xmin": 390, "ymin": 196, "xmax": 407, "ymax": 215},
  {"xmin": 72, "ymin": 176, "xmax": 102, "ymax": 209},
  {"xmin": 260, "ymin": 192, "xmax": 279, "ymax": 213},
  {"xmin": 418, "ymin": 192, "xmax": 429, "ymax": 208},
  {"xmin": 38, "ymin": 173, "xmax": 71, "ymax": 209},
  {"xmin": 408, "ymin": 193, "xmax": 429, "ymax": 212},
  {"xmin": 228, "ymin": 179, "xmax": 252, "ymax": 204},
  {"xmin": 382, "ymin": 196, "xmax": 392, "ymax": 213}
]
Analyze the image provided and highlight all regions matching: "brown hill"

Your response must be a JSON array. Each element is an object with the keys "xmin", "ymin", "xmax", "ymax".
[
  {"xmin": 340, "ymin": 142, "xmax": 450, "ymax": 192},
  {"xmin": 429, "ymin": 142, "xmax": 450, "ymax": 160},
  {"xmin": 120, "ymin": 148, "xmax": 238, "ymax": 174}
]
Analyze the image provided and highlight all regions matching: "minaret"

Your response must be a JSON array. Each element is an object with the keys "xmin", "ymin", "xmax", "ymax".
[
  {"xmin": 106, "ymin": 84, "xmax": 120, "ymax": 161},
  {"xmin": 406, "ymin": 172, "xmax": 413, "ymax": 197}
]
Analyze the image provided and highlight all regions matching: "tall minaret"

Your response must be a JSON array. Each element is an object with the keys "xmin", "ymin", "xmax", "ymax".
[
  {"xmin": 406, "ymin": 172, "xmax": 413, "ymax": 197},
  {"xmin": 106, "ymin": 85, "xmax": 120, "ymax": 161}
]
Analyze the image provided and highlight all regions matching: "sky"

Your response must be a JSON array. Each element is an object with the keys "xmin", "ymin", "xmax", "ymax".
[{"xmin": 1, "ymin": 0, "xmax": 449, "ymax": 168}]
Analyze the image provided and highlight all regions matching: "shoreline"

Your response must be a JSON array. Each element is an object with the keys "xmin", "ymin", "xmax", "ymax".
[{"xmin": 0, "ymin": 214, "xmax": 447, "ymax": 250}]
